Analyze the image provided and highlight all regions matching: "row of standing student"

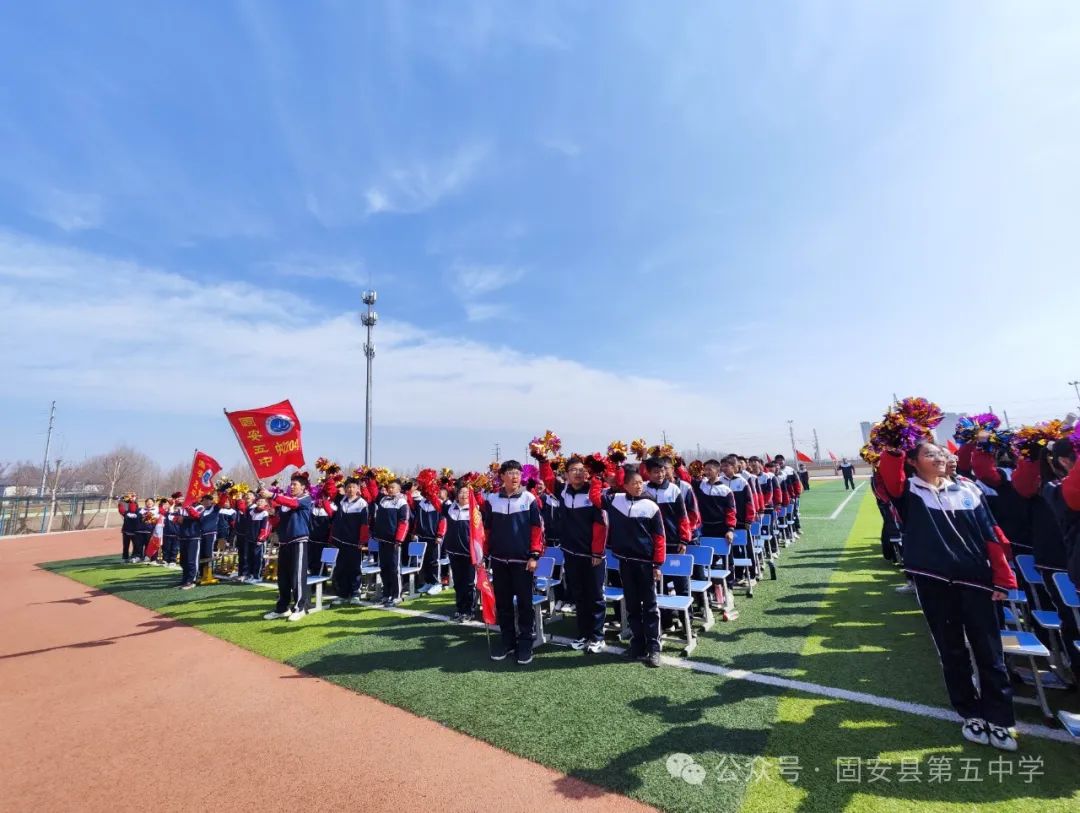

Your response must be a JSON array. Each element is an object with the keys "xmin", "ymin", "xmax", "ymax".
[{"xmin": 872, "ymin": 437, "xmax": 1080, "ymax": 753}]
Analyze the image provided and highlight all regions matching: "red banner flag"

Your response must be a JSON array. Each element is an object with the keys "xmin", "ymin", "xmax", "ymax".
[
  {"xmin": 468, "ymin": 489, "xmax": 497, "ymax": 626},
  {"xmin": 224, "ymin": 399, "xmax": 305, "ymax": 479},
  {"xmin": 946, "ymin": 439, "xmax": 960, "ymax": 454},
  {"xmin": 185, "ymin": 450, "xmax": 222, "ymax": 505},
  {"xmin": 827, "ymin": 450, "xmax": 838, "ymax": 462},
  {"xmin": 796, "ymin": 450, "xmax": 813, "ymax": 463}
]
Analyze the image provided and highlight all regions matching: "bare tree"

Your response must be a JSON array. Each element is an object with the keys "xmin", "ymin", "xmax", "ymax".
[{"xmin": 89, "ymin": 447, "xmax": 149, "ymax": 528}]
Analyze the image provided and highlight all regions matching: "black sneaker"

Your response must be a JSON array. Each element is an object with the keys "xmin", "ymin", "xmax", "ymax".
[
  {"xmin": 490, "ymin": 642, "xmax": 509, "ymax": 661},
  {"xmin": 622, "ymin": 647, "xmax": 645, "ymax": 661},
  {"xmin": 516, "ymin": 643, "xmax": 534, "ymax": 665},
  {"xmin": 644, "ymin": 651, "xmax": 662, "ymax": 668}
]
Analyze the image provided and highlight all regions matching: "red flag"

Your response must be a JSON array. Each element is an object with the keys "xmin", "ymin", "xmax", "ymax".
[
  {"xmin": 185, "ymin": 450, "xmax": 222, "ymax": 505},
  {"xmin": 468, "ymin": 489, "xmax": 497, "ymax": 626},
  {"xmin": 947, "ymin": 439, "xmax": 960, "ymax": 454},
  {"xmin": 827, "ymin": 450, "xmax": 838, "ymax": 462},
  {"xmin": 225, "ymin": 399, "xmax": 305, "ymax": 479},
  {"xmin": 796, "ymin": 450, "xmax": 813, "ymax": 463}
]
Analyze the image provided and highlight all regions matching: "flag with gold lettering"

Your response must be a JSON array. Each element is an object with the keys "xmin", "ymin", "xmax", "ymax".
[
  {"xmin": 185, "ymin": 450, "xmax": 223, "ymax": 505},
  {"xmin": 468, "ymin": 488, "xmax": 497, "ymax": 626},
  {"xmin": 224, "ymin": 399, "xmax": 305, "ymax": 479}
]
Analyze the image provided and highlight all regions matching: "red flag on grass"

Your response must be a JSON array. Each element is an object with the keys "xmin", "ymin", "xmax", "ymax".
[
  {"xmin": 796, "ymin": 450, "xmax": 813, "ymax": 463},
  {"xmin": 224, "ymin": 399, "xmax": 305, "ymax": 479},
  {"xmin": 184, "ymin": 450, "xmax": 222, "ymax": 505},
  {"xmin": 468, "ymin": 489, "xmax": 497, "ymax": 626}
]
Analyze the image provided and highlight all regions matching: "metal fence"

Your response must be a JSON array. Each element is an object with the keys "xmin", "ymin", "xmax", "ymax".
[{"xmin": 0, "ymin": 495, "xmax": 116, "ymax": 536}]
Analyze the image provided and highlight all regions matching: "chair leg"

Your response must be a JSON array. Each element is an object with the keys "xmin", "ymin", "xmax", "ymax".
[
  {"xmin": 1028, "ymin": 655, "xmax": 1054, "ymax": 719},
  {"xmin": 682, "ymin": 609, "xmax": 696, "ymax": 655},
  {"xmin": 314, "ymin": 582, "xmax": 323, "ymax": 612},
  {"xmin": 701, "ymin": 594, "xmax": 714, "ymax": 630}
]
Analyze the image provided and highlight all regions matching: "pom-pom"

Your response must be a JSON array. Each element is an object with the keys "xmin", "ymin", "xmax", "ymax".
[
  {"xmin": 583, "ymin": 452, "xmax": 608, "ymax": 476},
  {"xmin": 607, "ymin": 440, "xmax": 628, "ymax": 463},
  {"xmin": 528, "ymin": 429, "xmax": 563, "ymax": 460},
  {"xmin": 859, "ymin": 443, "xmax": 881, "ymax": 466},
  {"xmin": 897, "ymin": 396, "xmax": 944, "ymax": 430},
  {"xmin": 215, "ymin": 477, "xmax": 235, "ymax": 495},
  {"xmin": 440, "ymin": 467, "xmax": 454, "ymax": 480},
  {"xmin": 630, "ymin": 439, "xmax": 648, "ymax": 461},
  {"xmin": 550, "ymin": 454, "xmax": 567, "ymax": 474},
  {"xmin": 415, "ymin": 468, "xmax": 440, "ymax": 502},
  {"xmin": 954, "ymin": 413, "xmax": 1001, "ymax": 446},
  {"xmin": 688, "ymin": 459, "xmax": 704, "ymax": 478},
  {"xmin": 868, "ymin": 406, "xmax": 932, "ymax": 453},
  {"xmin": 1011, "ymin": 420, "xmax": 1069, "ymax": 460}
]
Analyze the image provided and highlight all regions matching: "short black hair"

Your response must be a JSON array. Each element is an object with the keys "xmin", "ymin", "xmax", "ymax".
[
  {"xmin": 736, "ymin": 455, "xmax": 747, "ymax": 463},
  {"xmin": 658, "ymin": 455, "xmax": 673, "ymax": 467},
  {"xmin": 703, "ymin": 458, "xmax": 721, "ymax": 467},
  {"xmin": 623, "ymin": 467, "xmax": 644, "ymax": 481},
  {"xmin": 499, "ymin": 459, "xmax": 522, "ymax": 475},
  {"xmin": 643, "ymin": 456, "xmax": 663, "ymax": 472},
  {"xmin": 748, "ymin": 456, "xmax": 761, "ymax": 464},
  {"xmin": 722, "ymin": 454, "xmax": 738, "ymax": 465}
]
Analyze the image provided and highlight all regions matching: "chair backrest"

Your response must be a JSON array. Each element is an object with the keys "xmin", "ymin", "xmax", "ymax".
[
  {"xmin": 700, "ymin": 536, "xmax": 731, "ymax": 557},
  {"xmin": 1051, "ymin": 571, "xmax": 1080, "ymax": 608},
  {"xmin": 366, "ymin": 539, "xmax": 379, "ymax": 555},
  {"xmin": 749, "ymin": 521, "xmax": 761, "ymax": 537},
  {"xmin": 760, "ymin": 513, "xmax": 772, "ymax": 529},
  {"xmin": 661, "ymin": 553, "xmax": 693, "ymax": 577},
  {"xmin": 605, "ymin": 549, "xmax": 620, "ymax": 571},
  {"xmin": 1015, "ymin": 554, "xmax": 1043, "ymax": 587},
  {"xmin": 543, "ymin": 546, "xmax": 564, "ymax": 566},
  {"xmin": 533, "ymin": 556, "xmax": 555, "ymax": 582},
  {"xmin": 407, "ymin": 540, "xmax": 427, "ymax": 563},
  {"xmin": 685, "ymin": 544, "xmax": 715, "ymax": 569},
  {"xmin": 320, "ymin": 546, "xmax": 339, "ymax": 567},
  {"xmin": 731, "ymin": 528, "xmax": 749, "ymax": 548}
]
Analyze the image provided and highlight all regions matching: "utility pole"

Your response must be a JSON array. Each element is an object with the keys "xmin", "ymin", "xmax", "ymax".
[
  {"xmin": 1069, "ymin": 380, "xmax": 1080, "ymax": 412},
  {"xmin": 492, "ymin": 442, "xmax": 501, "ymax": 463},
  {"xmin": 787, "ymin": 420, "xmax": 797, "ymax": 464},
  {"xmin": 39, "ymin": 400, "xmax": 56, "ymax": 498},
  {"xmin": 1003, "ymin": 410, "xmax": 1011, "ymax": 429},
  {"xmin": 361, "ymin": 291, "xmax": 378, "ymax": 467},
  {"xmin": 812, "ymin": 428, "xmax": 821, "ymax": 464},
  {"xmin": 661, "ymin": 429, "xmax": 669, "ymax": 446}
]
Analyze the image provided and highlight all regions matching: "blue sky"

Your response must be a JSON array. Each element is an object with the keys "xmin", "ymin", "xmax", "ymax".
[{"xmin": 3, "ymin": 2, "xmax": 1079, "ymax": 471}]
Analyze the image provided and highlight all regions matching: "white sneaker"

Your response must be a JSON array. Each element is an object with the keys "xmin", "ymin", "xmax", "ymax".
[
  {"xmin": 427, "ymin": 584, "xmax": 443, "ymax": 595},
  {"xmin": 895, "ymin": 582, "xmax": 917, "ymax": 595},
  {"xmin": 961, "ymin": 718, "xmax": 990, "ymax": 746},
  {"xmin": 570, "ymin": 637, "xmax": 588, "ymax": 651},
  {"xmin": 348, "ymin": 596, "xmax": 363, "ymax": 605},
  {"xmin": 130, "ymin": 557, "xmax": 141, "ymax": 563},
  {"xmin": 988, "ymin": 725, "xmax": 1018, "ymax": 751},
  {"xmin": 263, "ymin": 611, "xmax": 287, "ymax": 620},
  {"xmin": 418, "ymin": 584, "xmax": 432, "ymax": 594},
  {"xmin": 287, "ymin": 610, "xmax": 307, "ymax": 622},
  {"xmin": 586, "ymin": 639, "xmax": 604, "ymax": 654}
]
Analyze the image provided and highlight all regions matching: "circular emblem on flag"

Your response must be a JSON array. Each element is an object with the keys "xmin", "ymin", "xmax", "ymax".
[
  {"xmin": 265, "ymin": 415, "xmax": 294, "ymax": 436},
  {"xmin": 200, "ymin": 470, "xmax": 214, "ymax": 488}
]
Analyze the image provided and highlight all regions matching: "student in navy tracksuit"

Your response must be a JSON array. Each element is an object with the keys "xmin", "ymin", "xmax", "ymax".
[
  {"xmin": 119, "ymin": 496, "xmax": 140, "ymax": 562},
  {"xmin": 414, "ymin": 491, "xmax": 446, "ymax": 594},
  {"xmin": 372, "ymin": 480, "xmax": 411, "ymax": 606},
  {"xmin": 177, "ymin": 502, "xmax": 203, "ymax": 589},
  {"xmin": 774, "ymin": 456, "xmax": 803, "ymax": 535},
  {"xmin": 330, "ymin": 477, "xmax": 370, "ymax": 604},
  {"xmin": 643, "ymin": 458, "xmax": 691, "ymax": 629},
  {"xmin": 261, "ymin": 473, "xmax": 314, "ymax": 621},
  {"xmin": 970, "ymin": 447, "xmax": 1035, "ymax": 556},
  {"xmin": 720, "ymin": 455, "xmax": 759, "ymax": 580},
  {"xmin": 879, "ymin": 441, "xmax": 1019, "ymax": 752},
  {"xmin": 442, "ymin": 482, "xmax": 477, "ymax": 620},
  {"xmin": 162, "ymin": 492, "xmax": 183, "ymax": 567},
  {"xmin": 196, "ymin": 494, "xmax": 220, "ymax": 581},
  {"xmin": 216, "ymin": 497, "xmax": 237, "ymax": 573},
  {"xmin": 603, "ymin": 467, "xmax": 666, "ymax": 667},
  {"xmin": 243, "ymin": 498, "xmax": 271, "ymax": 582},
  {"xmin": 134, "ymin": 498, "xmax": 156, "ymax": 562},
  {"xmin": 540, "ymin": 456, "xmax": 608, "ymax": 653},
  {"xmin": 482, "ymin": 460, "xmax": 544, "ymax": 664},
  {"xmin": 309, "ymin": 491, "xmax": 335, "ymax": 575},
  {"xmin": 233, "ymin": 497, "xmax": 252, "ymax": 580}
]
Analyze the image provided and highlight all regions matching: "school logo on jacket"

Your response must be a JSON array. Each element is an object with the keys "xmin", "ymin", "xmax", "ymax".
[{"xmin": 265, "ymin": 414, "xmax": 295, "ymax": 436}]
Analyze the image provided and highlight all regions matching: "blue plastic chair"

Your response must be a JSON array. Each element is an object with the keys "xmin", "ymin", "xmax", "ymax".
[
  {"xmin": 306, "ymin": 546, "xmax": 338, "ymax": 612},
  {"xmin": 603, "ymin": 550, "xmax": 629, "ymax": 640},
  {"xmin": 400, "ymin": 540, "xmax": 427, "ymax": 597},
  {"xmin": 684, "ymin": 544, "xmax": 716, "ymax": 630},
  {"xmin": 511, "ymin": 556, "xmax": 556, "ymax": 644},
  {"xmin": 657, "ymin": 554, "xmax": 696, "ymax": 654}
]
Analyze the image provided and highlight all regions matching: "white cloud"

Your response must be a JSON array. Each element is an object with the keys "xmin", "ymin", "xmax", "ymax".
[
  {"xmin": 1, "ymin": 231, "xmax": 730, "ymax": 464},
  {"xmin": 32, "ymin": 190, "xmax": 105, "ymax": 231},
  {"xmin": 539, "ymin": 137, "xmax": 581, "ymax": 158},
  {"xmin": 451, "ymin": 262, "xmax": 524, "ymax": 297},
  {"xmin": 463, "ymin": 302, "xmax": 505, "ymax": 322},
  {"xmin": 364, "ymin": 143, "xmax": 489, "ymax": 216},
  {"xmin": 259, "ymin": 254, "xmax": 368, "ymax": 288}
]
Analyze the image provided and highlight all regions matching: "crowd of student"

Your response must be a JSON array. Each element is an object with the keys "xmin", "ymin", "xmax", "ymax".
[
  {"xmin": 864, "ymin": 399, "xmax": 1080, "ymax": 753},
  {"xmin": 116, "ymin": 445, "xmax": 805, "ymax": 668}
]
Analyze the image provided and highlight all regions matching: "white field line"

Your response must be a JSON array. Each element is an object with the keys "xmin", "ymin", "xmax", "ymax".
[{"xmin": 800, "ymin": 482, "xmax": 866, "ymax": 520}]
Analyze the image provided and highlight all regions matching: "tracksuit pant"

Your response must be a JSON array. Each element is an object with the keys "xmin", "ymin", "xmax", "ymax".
[
  {"xmin": 122, "ymin": 531, "xmax": 136, "ymax": 561},
  {"xmin": 448, "ymin": 553, "xmax": 475, "ymax": 614},
  {"xmin": 843, "ymin": 470, "xmax": 855, "ymax": 490},
  {"xmin": 247, "ymin": 541, "xmax": 264, "ymax": 580},
  {"xmin": 419, "ymin": 536, "xmax": 440, "ymax": 586},
  {"xmin": 179, "ymin": 536, "xmax": 200, "ymax": 585},
  {"xmin": 162, "ymin": 533, "xmax": 179, "ymax": 564},
  {"xmin": 563, "ymin": 551, "xmax": 605, "ymax": 642},
  {"xmin": 199, "ymin": 532, "xmax": 217, "ymax": 574},
  {"xmin": 491, "ymin": 559, "xmax": 535, "ymax": 651},
  {"xmin": 914, "ymin": 577, "xmax": 1015, "ymax": 727},
  {"xmin": 792, "ymin": 498, "xmax": 801, "ymax": 533},
  {"xmin": 379, "ymin": 539, "xmax": 402, "ymax": 601},
  {"xmin": 236, "ymin": 534, "xmax": 250, "ymax": 577},
  {"xmin": 333, "ymin": 543, "xmax": 363, "ymax": 599},
  {"xmin": 275, "ymin": 538, "xmax": 310, "ymax": 614},
  {"xmin": 134, "ymin": 531, "xmax": 150, "ymax": 560},
  {"xmin": 620, "ymin": 557, "xmax": 660, "ymax": 656}
]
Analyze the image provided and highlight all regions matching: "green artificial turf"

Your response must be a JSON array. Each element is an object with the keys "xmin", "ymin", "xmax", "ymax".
[{"xmin": 40, "ymin": 480, "xmax": 1080, "ymax": 813}]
